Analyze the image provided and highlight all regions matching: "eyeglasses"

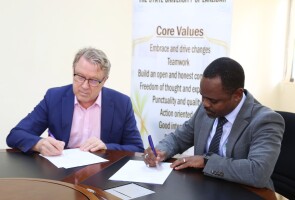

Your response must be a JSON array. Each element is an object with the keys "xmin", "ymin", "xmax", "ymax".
[{"xmin": 73, "ymin": 74, "xmax": 104, "ymax": 87}]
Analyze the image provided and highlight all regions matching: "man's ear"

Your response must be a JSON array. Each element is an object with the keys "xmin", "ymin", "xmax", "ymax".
[
  {"xmin": 233, "ymin": 88, "xmax": 244, "ymax": 102},
  {"xmin": 104, "ymin": 76, "xmax": 109, "ymax": 82}
]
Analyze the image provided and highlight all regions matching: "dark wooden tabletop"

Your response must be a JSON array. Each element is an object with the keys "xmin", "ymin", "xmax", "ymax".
[{"xmin": 0, "ymin": 149, "xmax": 277, "ymax": 200}]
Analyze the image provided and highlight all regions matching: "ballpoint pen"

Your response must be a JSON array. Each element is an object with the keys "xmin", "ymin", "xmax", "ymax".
[
  {"xmin": 148, "ymin": 135, "xmax": 157, "ymax": 157},
  {"xmin": 48, "ymin": 130, "xmax": 56, "ymax": 139}
]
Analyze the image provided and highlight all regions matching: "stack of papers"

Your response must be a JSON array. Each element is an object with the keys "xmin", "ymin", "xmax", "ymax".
[
  {"xmin": 107, "ymin": 160, "xmax": 173, "ymax": 199},
  {"xmin": 106, "ymin": 183, "xmax": 154, "ymax": 200},
  {"xmin": 40, "ymin": 148, "xmax": 109, "ymax": 168}
]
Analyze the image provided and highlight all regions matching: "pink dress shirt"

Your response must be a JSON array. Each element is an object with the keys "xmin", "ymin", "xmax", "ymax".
[{"xmin": 67, "ymin": 92, "xmax": 102, "ymax": 148}]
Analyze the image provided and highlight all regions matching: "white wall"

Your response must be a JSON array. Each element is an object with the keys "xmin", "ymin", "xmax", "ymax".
[
  {"xmin": 0, "ymin": 0, "xmax": 293, "ymax": 149},
  {"xmin": 0, "ymin": 0, "xmax": 133, "ymax": 148},
  {"xmin": 231, "ymin": 0, "xmax": 289, "ymax": 109}
]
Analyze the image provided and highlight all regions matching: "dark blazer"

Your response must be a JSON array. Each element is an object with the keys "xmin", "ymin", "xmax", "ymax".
[
  {"xmin": 157, "ymin": 90, "xmax": 284, "ymax": 190},
  {"xmin": 7, "ymin": 85, "xmax": 144, "ymax": 153}
]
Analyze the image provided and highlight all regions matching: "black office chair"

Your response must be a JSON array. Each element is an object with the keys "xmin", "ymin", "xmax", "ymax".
[{"xmin": 272, "ymin": 111, "xmax": 295, "ymax": 199}]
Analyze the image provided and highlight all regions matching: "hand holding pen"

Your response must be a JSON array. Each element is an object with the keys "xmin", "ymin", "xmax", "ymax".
[
  {"xmin": 143, "ymin": 135, "xmax": 167, "ymax": 167},
  {"xmin": 32, "ymin": 137, "xmax": 65, "ymax": 156},
  {"xmin": 148, "ymin": 135, "xmax": 157, "ymax": 157}
]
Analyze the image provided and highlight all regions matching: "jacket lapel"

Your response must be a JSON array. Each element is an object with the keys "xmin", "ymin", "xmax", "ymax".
[
  {"xmin": 62, "ymin": 87, "xmax": 74, "ymax": 145},
  {"xmin": 100, "ymin": 88, "xmax": 114, "ymax": 142},
  {"xmin": 226, "ymin": 91, "xmax": 253, "ymax": 157},
  {"xmin": 195, "ymin": 109, "xmax": 215, "ymax": 155}
]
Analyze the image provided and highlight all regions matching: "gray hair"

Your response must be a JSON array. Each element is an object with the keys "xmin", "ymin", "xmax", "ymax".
[{"xmin": 73, "ymin": 47, "xmax": 111, "ymax": 77}]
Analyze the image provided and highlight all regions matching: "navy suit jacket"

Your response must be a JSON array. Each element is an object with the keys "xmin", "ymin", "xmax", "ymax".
[{"xmin": 7, "ymin": 85, "xmax": 144, "ymax": 153}]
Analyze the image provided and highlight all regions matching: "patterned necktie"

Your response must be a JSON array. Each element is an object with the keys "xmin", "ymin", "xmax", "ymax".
[{"xmin": 208, "ymin": 117, "xmax": 228, "ymax": 154}]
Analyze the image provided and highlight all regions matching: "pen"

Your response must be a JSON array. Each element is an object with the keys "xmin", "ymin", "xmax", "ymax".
[
  {"xmin": 148, "ymin": 135, "xmax": 157, "ymax": 157},
  {"xmin": 48, "ymin": 130, "xmax": 55, "ymax": 139}
]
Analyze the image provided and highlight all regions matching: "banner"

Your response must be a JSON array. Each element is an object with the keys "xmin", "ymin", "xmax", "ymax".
[{"xmin": 131, "ymin": 0, "xmax": 233, "ymax": 152}]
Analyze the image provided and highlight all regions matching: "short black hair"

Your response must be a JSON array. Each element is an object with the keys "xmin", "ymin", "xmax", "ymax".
[{"xmin": 203, "ymin": 57, "xmax": 245, "ymax": 94}]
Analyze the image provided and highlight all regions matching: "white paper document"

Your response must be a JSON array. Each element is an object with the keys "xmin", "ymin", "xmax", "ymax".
[
  {"xmin": 109, "ymin": 160, "xmax": 173, "ymax": 184},
  {"xmin": 105, "ymin": 183, "xmax": 154, "ymax": 200},
  {"xmin": 40, "ymin": 148, "xmax": 109, "ymax": 168}
]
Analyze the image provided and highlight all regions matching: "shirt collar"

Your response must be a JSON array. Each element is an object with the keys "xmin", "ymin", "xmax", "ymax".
[
  {"xmin": 224, "ymin": 92, "xmax": 246, "ymax": 124},
  {"xmin": 74, "ymin": 91, "xmax": 102, "ymax": 108}
]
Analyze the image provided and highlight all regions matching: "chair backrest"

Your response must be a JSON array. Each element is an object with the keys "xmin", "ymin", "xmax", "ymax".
[{"xmin": 272, "ymin": 111, "xmax": 295, "ymax": 199}]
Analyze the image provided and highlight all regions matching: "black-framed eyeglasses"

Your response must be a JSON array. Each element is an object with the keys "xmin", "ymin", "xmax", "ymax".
[{"xmin": 73, "ymin": 74, "xmax": 105, "ymax": 87}]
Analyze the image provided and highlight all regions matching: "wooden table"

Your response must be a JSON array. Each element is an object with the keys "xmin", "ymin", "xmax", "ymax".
[
  {"xmin": 0, "ymin": 178, "xmax": 98, "ymax": 200},
  {"xmin": 0, "ymin": 149, "xmax": 276, "ymax": 200}
]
